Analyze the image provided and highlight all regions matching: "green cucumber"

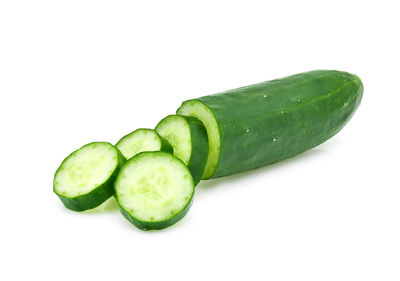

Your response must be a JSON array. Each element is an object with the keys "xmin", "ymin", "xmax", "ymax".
[
  {"xmin": 116, "ymin": 128, "xmax": 173, "ymax": 160},
  {"xmin": 155, "ymin": 115, "xmax": 208, "ymax": 185},
  {"xmin": 53, "ymin": 142, "xmax": 125, "ymax": 211},
  {"xmin": 177, "ymin": 70, "xmax": 363, "ymax": 179},
  {"xmin": 115, "ymin": 151, "xmax": 194, "ymax": 230}
]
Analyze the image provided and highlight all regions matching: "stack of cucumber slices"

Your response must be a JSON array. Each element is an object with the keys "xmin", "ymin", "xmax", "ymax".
[{"xmin": 53, "ymin": 70, "xmax": 364, "ymax": 230}]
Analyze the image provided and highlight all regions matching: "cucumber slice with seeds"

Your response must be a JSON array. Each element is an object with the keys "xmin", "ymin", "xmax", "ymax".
[
  {"xmin": 155, "ymin": 115, "xmax": 208, "ymax": 185},
  {"xmin": 116, "ymin": 128, "xmax": 173, "ymax": 160},
  {"xmin": 53, "ymin": 142, "xmax": 125, "ymax": 211},
  {"xmin": 115, "ymin": 151, "xmax": 194, "ymax": 230}
]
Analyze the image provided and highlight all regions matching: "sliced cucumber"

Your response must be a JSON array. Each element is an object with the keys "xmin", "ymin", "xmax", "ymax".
[
  {"xmin": 116, "ymin": 128, "xmax": 173, "ymax": 160},
  {"xmin": 155, "ymin": 115, "xmax": 208, "ymax": 185},
  {"xmin": 53, "ymin": 142, "xmax": 125, "ymax": 211},
  {"xmin": 176, "ymin": 102, "xmax": 219, "ymax": 179},
  {"xmin": 115, "ymin": 151, "xmax": 194, "ymax": 230},
  {"xmin": 177, "ymin": 70, "xmax": 363, "ymax": 179}
]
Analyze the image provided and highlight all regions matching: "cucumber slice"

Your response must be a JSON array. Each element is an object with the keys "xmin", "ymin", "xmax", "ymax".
[
  {"xmin": 155, "ymin": 115, "xmax": 208, "ymax": 185},
  {"xmin": 176, "ymin": 101, "xmax": 219, "ymax": 179},
  {"xmin": 115, "ymin": 151, "xmax": 194, "ymax": 230},
  {"xmin": 116, "ymin": 128, "xmax": 173, "ymax": 160},
  {"xmin": 53, "ymin": 142, "xmax": 125, "ymax": 211}
]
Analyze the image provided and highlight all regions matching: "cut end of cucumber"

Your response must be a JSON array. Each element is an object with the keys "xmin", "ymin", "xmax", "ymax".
[
  {"xmin": 155, "ymin": 115, "xmax": 191, "ymax": 165},
  {"xmin": 115, "ymin": 152, "xmax": 194, "ymax": 229},
  {"xmin": 177, "ymin": 100, "xmax": 220, "ymax": 179},
  {"xmin": 116, "ymin": 129, "xmax": 162, "ymax": 160},
  {"xmin": 54, "ymin": 142, "xmax": 118, "ymax": 198}
]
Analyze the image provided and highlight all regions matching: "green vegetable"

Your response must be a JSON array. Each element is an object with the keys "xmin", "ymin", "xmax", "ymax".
[
  {"xmin": 115, "ymin": 151, "xmax": 194, "ymax": 230},
  {"xmin": 53, "ymin": 142, "xmax": 125, "ymax": 211},
  {"xmin": 155, "ymin": 115, "xmax": 208, "ymax": 184},
  {"xmin": 177, "ymin": 70, "xmax": 363, "ymax": 179},
  {"xmin": 116, "ymin": 128, "xmax": 173, "ymax": 160}
]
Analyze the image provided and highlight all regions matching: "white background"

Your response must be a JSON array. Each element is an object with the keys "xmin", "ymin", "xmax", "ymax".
[{"xmin": 1, "ymin": 0, "xmax": 399, "ymax": 280}]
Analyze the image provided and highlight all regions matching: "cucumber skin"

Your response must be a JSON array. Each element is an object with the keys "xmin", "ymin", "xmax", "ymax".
[
  {"xmin": 178, "ymin": 70, "xmax": 363, "ymax": 178},
  {"xmin": 159, "ymin": 135, "xmax": 174, "ymax": 154},
  {"xmin": 184, "ymin": 116, "xmax": 209, "ymax": 185},
  {"xmin": 119, "ymin": 199, "xmax": 193, "ymax": 230},
  {"xmin": 115, "ymin": 151, "xmax": 195, "ymax": 230},
  {"xmin": 54, "ymin": 143, "xmax": 126, "ymax": 212},
  {"xmin": 115, "ymin": 128, "xmax": 173, "ymax": 156},
  {"xmin": 155, "ymin": 115, "xmax": 209, "ymax": 185}
]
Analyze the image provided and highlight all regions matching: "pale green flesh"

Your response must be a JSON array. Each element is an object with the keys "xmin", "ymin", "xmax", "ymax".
[
  {"xmin": 116, "ymin": 153, "xmax": 193, "ymax": 222},
  {"xmin": 54, "ymin": 143, "xmax": 118, "ymax": 197},
  {"xmin": 155, "ymin": 116, "xmax": 191, "ymax": 165},
  {"xmin": 177, "ymin": 101, "xmax": 219, "ymax": 179},
  {"xmin": 116, "ymin": 129, "xmax": 161, "ymax": 160}
]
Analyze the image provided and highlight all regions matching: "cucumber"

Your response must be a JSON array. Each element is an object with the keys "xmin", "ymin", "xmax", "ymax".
[
  {"xmin": 177, "ymin": 70, "xmax": 363, "ymax": 179},
  {"xmin": 116, "ymin": 128, "xmax": 173, "ymax": 160},
  {"xmin": 115, "ymin": 151, "xmax": 194, "ymax": 230},
  {"xmin": 53, "ymin": 142, "xmax": 125, "ymax": 211},
  {"xmin": 155, "ymin": 115, "xmax": 208, "ymax": 185}
]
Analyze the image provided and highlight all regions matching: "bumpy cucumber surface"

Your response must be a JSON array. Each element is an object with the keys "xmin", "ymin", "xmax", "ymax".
[
  {"xmin": 116, "ymin": 128, "xmax": 173, "ymax": 160},
  {"xmin": 54, "ymin": 142, "xmax": 125, "ymax": 211},
  {"xmin": 155, "ymin": 115, "xmax": 208, "ymax": 185},
  {"xmin": 115, "ymin": 151, "xmax": 194, "ymax": 230},
  {"xmin": 177, "ymin": 70, "xmax": 363, "ymax": 179}
]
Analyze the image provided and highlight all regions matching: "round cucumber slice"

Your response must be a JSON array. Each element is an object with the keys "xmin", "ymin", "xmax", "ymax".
[
  {"xmin": 116, "ymin": 128, "xmax": 173, "ymax": 160},
  {"xmin": 177, "ymin": 101, "xmax": 219, "ymax": 179},
  {"xmin": 115, "ymin": 151, "xmax": 194, "ymax": 230},
  {"xmin": 53, "ymin": 142, "xmax": 125, "ymax": 211},
  {"xmin": 155, "ymin": 115, "xmax": 208, "ymax": 185}
]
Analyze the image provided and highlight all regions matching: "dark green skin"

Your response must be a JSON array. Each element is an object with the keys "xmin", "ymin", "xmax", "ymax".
[
  {"xmin": 156, "ymin": 115, "xmax": 209, "ymax": 185},
  {"xmin": 115, "ymin": 128, "xmax": 173, "ymax": 157},
  {"xmin": 184, "ymin": 116, "xmax": 209, "ymax": 185},
  {"xmin": 54, "ymin": 142, "xmax": 126, "ymax": 212},
  {"xmin": 178, "ymin": 70, "xmax": 363, "ymax": 178},
  {"xmin": 120, "ymin": 199, "xmax": 193, "ymax": 230},
  {"xmin": 115, "ymin": 151, "xmax": 195, "ymax": 230},
  {"xmin": 159, "ymin": 135, "xmax": 174, "ymax": 154}
]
